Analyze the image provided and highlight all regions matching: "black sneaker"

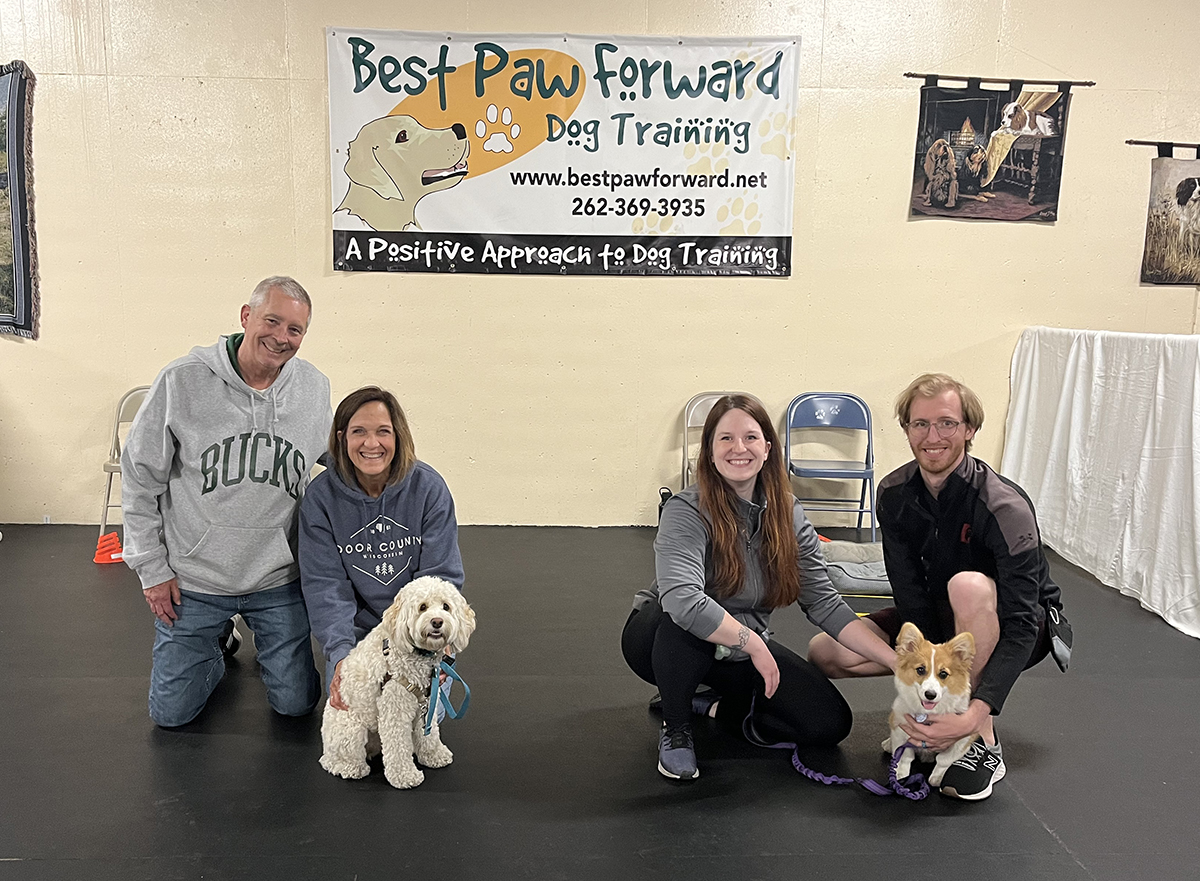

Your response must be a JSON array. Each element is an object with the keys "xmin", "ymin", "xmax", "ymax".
[
  {"xmin": 219, "ymin": 618, "xmax": 242, "ymax": 659},
  {"xmin": 691, "ymin": 690, "xmax": 720, "ymax": 718},
  {"xmin": 657, "ymin": 723, "xmax": 699, "ymax": 780},
  {"xmin": 939, "ymin": 737, "xmax": 1006, "ymax": 800}
]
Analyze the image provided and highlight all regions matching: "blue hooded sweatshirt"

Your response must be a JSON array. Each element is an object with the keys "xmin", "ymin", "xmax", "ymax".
[{"xmin": 298, "ymin": 456, "xmax": 464, "ymax": 669}]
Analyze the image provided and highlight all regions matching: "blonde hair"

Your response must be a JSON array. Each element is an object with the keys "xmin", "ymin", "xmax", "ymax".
[{"xmin": 894, "ymin": 373, "xmax": 985, "ymax": 451}]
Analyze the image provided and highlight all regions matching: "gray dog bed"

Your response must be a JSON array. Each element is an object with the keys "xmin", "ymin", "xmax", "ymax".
[{"xmin": 821, "ymin": 540, "xmax": 891, "ymax": 596}]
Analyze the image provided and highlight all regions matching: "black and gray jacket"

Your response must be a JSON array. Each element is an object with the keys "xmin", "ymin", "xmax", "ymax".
[{"xmin": 877, "ymin": 454, "xmax": 1063, "ymax": 713}]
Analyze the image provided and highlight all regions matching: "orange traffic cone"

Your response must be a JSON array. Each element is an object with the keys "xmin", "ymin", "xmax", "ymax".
[{"xmin": 94, "ymin": 531, "xmax": 124, "ymax": 564}]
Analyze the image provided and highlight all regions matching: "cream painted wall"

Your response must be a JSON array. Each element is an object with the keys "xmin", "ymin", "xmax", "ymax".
[{"xmin": 2, "ymin": 0, "xmax": 1197, "ymax": 526}]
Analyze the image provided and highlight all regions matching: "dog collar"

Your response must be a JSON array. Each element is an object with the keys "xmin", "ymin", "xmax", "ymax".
[
  {"xmin": 382, "ymin": 637, "xmax": 440, "ymax": 659},
  {"xmin": 381, "ymin": 638, "xmax": 439, "ymax": 656}
]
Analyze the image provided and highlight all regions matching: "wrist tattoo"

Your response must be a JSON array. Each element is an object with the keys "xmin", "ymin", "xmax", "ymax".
[{"xmin": 736, "ymin": 626, "xmax": 750, "ymax": 651}]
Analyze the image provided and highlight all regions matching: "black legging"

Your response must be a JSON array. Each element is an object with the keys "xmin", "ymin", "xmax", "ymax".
[{"xmin": 621, "ymin": 602, "xmax": 852, "ymax": 746}]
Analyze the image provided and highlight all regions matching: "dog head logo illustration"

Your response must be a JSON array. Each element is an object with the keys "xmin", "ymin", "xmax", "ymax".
[{"xmin": 338, "ymin": 115, "xmax": 470, "ymax": 231}]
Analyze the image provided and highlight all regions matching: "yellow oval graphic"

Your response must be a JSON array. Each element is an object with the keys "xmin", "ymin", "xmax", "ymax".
[{"xmin": 389, "ymin": 48, "xmax": 585, "ymax": 178}]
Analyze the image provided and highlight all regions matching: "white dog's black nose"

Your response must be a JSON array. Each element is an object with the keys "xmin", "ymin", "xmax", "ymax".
[
  {"xmin": 451, "ymin": 123, "xmax": 467, "ymax": 140},
  {"xmin": 430, "ymin": 618, "xmax": 444, "ymax": 630},
  {"xmin": 924, "ymin": 690, "xmax": 938, "ymax": 701}
]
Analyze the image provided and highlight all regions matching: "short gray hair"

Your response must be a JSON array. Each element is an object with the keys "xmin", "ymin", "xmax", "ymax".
[{"xmin": 248, "ymin": 276, "xmax": 312, "ymax": 322}]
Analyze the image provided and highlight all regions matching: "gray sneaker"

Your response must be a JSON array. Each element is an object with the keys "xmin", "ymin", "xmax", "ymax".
[{"xmin": 657, "ymin": 723, "xmax": 699, "ymax": 780}]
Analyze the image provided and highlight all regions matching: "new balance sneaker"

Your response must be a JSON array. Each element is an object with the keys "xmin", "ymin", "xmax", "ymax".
[
  {"xmin": 939, "ymin": 737, "xmax": 1006, "ymax": 801},
  {"xmin": 657, "ymin": 723, "xmax": 699, "ymax": 780},
  {"xmin": 219, "ymin": 617, "xmax": 242, "ymax": 659}
]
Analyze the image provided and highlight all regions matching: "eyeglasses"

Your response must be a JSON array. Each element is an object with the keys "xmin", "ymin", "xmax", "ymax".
[{"xmin": 905, "ymin": 419, "xmax": 963, "ymax": 437}]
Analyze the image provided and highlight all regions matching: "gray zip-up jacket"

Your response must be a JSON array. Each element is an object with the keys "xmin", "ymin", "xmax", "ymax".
[
  {"xmin": 121, "ymin": 336, "xmax": 332, "ymax": 595},
  {"xmin": 633, "ymin": 485, "xmax": 858, "ymax": 658}
]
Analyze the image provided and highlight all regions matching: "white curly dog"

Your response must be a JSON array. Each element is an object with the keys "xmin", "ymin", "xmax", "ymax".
[{"xmin": 319, "ymin": 576, "xmax": 476, "ymax": 789}]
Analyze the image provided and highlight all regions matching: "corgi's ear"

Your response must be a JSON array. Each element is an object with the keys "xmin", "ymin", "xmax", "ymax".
[
  {"xmin": 947, "ymin": 631, "xmax": 976, "ymax": 664},
  {"xmin": 896, "ymin": 622, "xmax": 923, "ymax": 654}
]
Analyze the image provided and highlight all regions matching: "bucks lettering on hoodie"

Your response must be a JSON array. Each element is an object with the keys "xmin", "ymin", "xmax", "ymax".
[{"xmin": 121, "ymin": 336, "xmax": 332, "ymax": 596}]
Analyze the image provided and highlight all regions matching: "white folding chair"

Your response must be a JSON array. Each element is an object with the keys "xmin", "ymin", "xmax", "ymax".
[
  {"xmin": 99, "ymin": 386, "xmax": 150, "ymax": 541},
  {"xmin": 680, "ymin": 391, "xmax": 750, "ymax": 490}
]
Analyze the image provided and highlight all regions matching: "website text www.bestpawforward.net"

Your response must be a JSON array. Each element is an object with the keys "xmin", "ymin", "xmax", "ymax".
[
  {"xmin": 508, "ymin": 166, "xmax": 769, "ymax": 219},
  {"xmin": 510, "ymin": 166, "xmax": 768, "ymax": 191}
]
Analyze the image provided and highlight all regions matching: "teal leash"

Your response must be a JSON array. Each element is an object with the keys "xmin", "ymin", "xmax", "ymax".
[{"xmin": 423, "ymin": 660, "xmax": 470, "ymax": 736}]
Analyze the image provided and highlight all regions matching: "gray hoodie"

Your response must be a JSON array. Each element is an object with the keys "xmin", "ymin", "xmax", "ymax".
[{"xmin": 121, "ymin": 336, "xmax": 332, "ymax": 596}]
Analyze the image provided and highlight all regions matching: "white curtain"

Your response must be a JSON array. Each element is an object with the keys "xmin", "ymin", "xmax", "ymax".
[{"xmin": 1002, "ymin": 326, "xmax": 1200, "ymax": 638}]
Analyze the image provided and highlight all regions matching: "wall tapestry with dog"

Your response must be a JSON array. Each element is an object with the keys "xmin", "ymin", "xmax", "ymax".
[
  {"xmin": 0, "ymin": 61, "xmax": 37, "ymax": 340},
  {"xmin": 1140, "ymin": 157, "xmax": 1200, "ymax": 284},
  {"xmin": 910, "ymin": 80, "xmax": 1071, "ymax": 223},
  {"xmin": 327, "ymin": 29, "xmax": 799, "ymax": 276}
]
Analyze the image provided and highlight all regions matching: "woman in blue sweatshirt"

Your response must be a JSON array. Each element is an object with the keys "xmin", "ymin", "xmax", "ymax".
[{"xmin": 299, "ymin": 387, "xmax": 464, "ymax": 708}]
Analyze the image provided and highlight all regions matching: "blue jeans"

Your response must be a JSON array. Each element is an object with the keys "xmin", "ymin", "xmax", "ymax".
[{"xmin": 149, "ymin": 580, "xmax": 320, "ymax": 727}]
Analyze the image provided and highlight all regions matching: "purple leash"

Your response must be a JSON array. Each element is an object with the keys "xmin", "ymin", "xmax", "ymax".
[{"xmin": 742, "ymin": 698, "xmax": 930, "ymax": 800}]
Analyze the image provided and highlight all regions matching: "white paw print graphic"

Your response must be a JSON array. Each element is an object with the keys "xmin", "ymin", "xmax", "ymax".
[{"xmin": 476, "ymin": 104, "xmax": 520, "ymax": 153}]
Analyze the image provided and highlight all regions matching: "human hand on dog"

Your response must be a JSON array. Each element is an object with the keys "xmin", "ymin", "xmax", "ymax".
[
  {"xmin": 901, "ymin": 699, "xmax": 989, "ymax": 750},
  {"xmin": 144, "ymin": 578, "xmax": 181, "ymax": 625},
  {"xmin": 329, "ymin": 660, "xmax": 348, "ymax": 711}
]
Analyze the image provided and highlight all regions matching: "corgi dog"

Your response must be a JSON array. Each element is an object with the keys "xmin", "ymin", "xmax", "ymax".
[{"xmin": 885, "ymin": 622, "xmax": 976, "ymax": 786}]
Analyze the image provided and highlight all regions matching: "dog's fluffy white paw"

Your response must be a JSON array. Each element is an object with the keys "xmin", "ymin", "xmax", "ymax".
[
  {"xmin": 320, "ymin": 755, "xmax": 370, "ymax": 780},
  {"xmin": 418, "ymin": 742, "xmax": 453, "ymax": 769},
  {"xmin": 385, "ymin": 764, "xmax": 425, "ymax": 789}
]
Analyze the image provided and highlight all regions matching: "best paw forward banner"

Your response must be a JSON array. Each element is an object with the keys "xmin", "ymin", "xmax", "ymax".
[{"xmin": 326, "ymin": 29, "xmax": 799, "ymax": 276}]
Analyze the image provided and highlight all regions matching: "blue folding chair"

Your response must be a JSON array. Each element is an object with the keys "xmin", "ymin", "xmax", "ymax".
[{"xmin": 784, "ymin": 392, "xmax": 876, "ymax": 541}]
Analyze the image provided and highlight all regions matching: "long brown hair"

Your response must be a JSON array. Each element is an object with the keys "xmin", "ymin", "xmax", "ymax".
[
  {"xmin": 329, "ymin": 387, "xmax": 416, "ymax": 491},
  {"xmin": 695, "ymin": 395, "xmax": 800, "ymax": 608}
]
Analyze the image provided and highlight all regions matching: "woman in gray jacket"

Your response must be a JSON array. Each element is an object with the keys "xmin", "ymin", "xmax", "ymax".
[{"xmin": 621, "ymin": 394, "xmax": 896, "ymax": 780}]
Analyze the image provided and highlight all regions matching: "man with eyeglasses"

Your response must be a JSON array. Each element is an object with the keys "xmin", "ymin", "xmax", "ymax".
[{"xmin": 807, "ymin": 373, "xmax": 1064, "ymax": 801}]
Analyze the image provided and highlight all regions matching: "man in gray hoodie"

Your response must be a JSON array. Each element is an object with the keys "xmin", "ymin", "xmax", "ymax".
[{"xmin": 122, "ymin": 276, "xmax": 333, "ymax": 727}]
